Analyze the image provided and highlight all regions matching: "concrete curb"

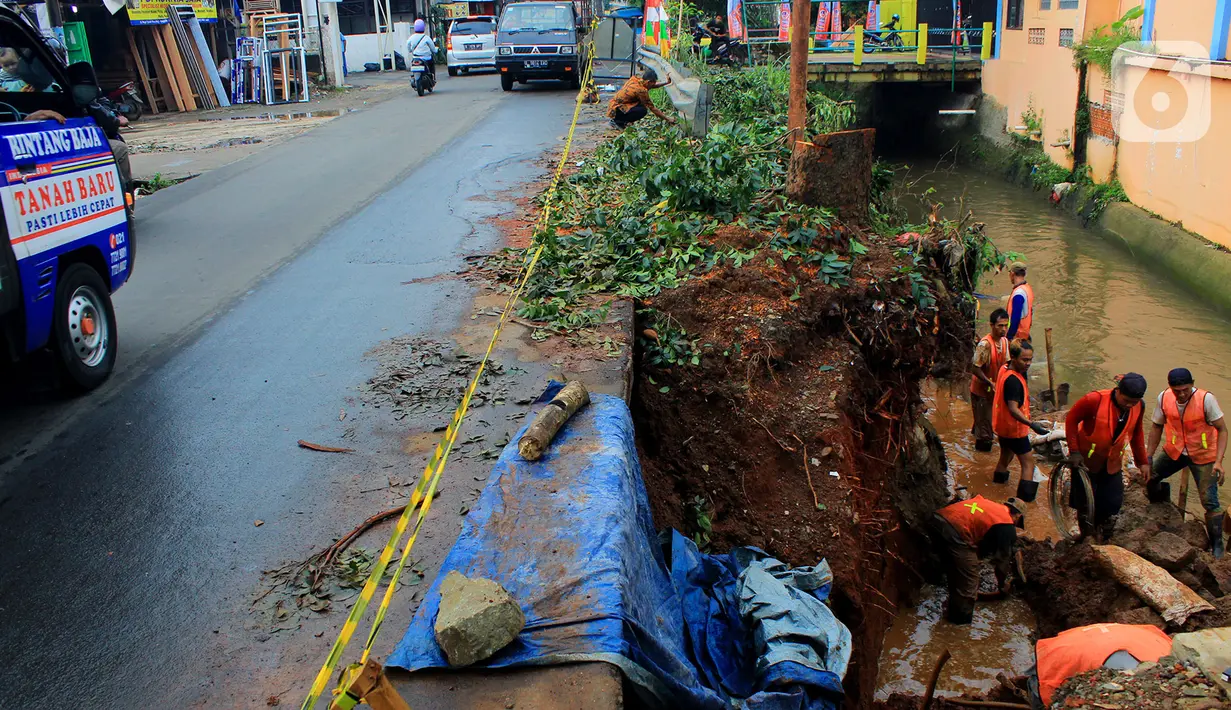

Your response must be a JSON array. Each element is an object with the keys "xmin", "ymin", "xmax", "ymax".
[{"xmin": 1094, "ymin": 201, "xmax": 1231, "ymax": 315}]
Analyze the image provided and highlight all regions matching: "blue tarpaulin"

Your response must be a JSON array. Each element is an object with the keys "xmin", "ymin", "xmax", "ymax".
[{"xmin": 388, "ymin": 384, "xmax": 849, "ymax": 709}]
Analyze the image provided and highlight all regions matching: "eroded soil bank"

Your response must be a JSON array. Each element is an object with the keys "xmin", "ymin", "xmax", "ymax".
[{"xmin": 630, "ymin": 222, "xmax": 983, "ymax": 705}]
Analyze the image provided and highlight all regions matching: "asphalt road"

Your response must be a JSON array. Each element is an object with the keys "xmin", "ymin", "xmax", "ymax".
[{"xmin": 0, "ymin": 74, "xmax": 577, "ymax": 708}]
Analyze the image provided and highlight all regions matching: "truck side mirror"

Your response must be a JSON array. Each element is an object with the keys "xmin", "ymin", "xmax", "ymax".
[{"xmin": 65, "ymin": 61, "xmax": 100, "ymax": 106}]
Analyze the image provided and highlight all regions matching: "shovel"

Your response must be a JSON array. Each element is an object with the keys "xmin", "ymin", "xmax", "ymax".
[{"xmin": 1039, "ymin": 328, "xmax": 1070, "ymax": 411}]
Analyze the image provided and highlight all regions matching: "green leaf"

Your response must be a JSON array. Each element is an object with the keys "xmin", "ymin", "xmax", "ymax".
[
  {"xmin": 849, "ymin": 239, "xmax": 869, "ymax": 255},
  {"xmin": 818, "ymin": 365, "xmax": 836, "ymax": 372},
  {"xmin": 659, "ymin": 386, "xmax": 671, "ymax": 393}
]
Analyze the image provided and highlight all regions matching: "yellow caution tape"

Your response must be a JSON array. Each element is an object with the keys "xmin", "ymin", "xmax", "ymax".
[{"xmin": 301, "ymin": 34, "xmax": 600, "ymax": 710}]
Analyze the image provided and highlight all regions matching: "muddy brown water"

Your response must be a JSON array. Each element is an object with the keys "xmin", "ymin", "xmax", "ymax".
[{"xmin": 875, "ymin": 166, "xmax": 1231, "ymax": 700}]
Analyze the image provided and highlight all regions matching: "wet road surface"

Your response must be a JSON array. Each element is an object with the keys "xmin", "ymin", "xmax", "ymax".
[{"xmin": 0, "ymin": 76, "xmax": 578, "ymax": 708}]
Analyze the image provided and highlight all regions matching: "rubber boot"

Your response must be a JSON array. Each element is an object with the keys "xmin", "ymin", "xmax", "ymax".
[
  {"xmin": 975, "ymin": 439, "xmax": 994, "ymax": 453},
  {"xmin": 1208, "ymin": 512, "xmax": 1226, "ymax": 560},
  {"xmin": 1098, "ymin": 515, "xmax": 1118, "ymax": 543},
  {"xmin": 993, "ymin": 469, "xmax": 1010, "ymax": 484},
  {"xmin": 1146, "ymin": 480, "xmax": 1171, "ymax": 504},
  {"xmin": 1015, "ymin": 478, "xmax": 1040, "ymax": 503}
]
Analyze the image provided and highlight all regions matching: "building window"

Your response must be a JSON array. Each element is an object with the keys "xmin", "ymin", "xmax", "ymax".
[
  {"xmin": 1058, "ymin": 0, "xmax": 1079, "ymax": 8},
  {"xmin": 1029, "ymin": 27, "xmax": 1046, "ymax": 44},
  {"xmin": 1006, "ymin": 0, "xmax": 1024, "ymax": 29},
  {"xmin": 1059, "ymin": 28, "xmax": 1074, "ymax": 46},
  {"xmin": 1040, "ymin": 0, "xmax": 1051, "ymax": 9}
]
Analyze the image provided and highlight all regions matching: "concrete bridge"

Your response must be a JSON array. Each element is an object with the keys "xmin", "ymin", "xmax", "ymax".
[{"xmin": 807, "ymin": 51, "xmax": 983, "ymax": 83}]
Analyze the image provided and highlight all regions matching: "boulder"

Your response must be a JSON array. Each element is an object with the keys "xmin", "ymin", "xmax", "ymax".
[
  {"xmin": 1143, "ymin": 531, "xmax": 1197, "ymax": 572},
  {"xmin": 1179, "ymin": 519, "xmax": 1213, "ymax": 551},
  {"xmin": 433, "ymin": 571, "xmax": 526, "ymax": 667},
  {"xmin": 1207, "ymin": 557, "xmax": 1231, "ymax": 597},
  {"xmin": 1172, "ymin": 627, "xmax": 1231, "ymax": 697}
]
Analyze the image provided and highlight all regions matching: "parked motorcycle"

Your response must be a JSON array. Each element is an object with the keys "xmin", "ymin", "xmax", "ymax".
[
  {"xmin": 690, "ymin": 23, "xmax": 746, "ymax": 66},
  {"xmin": 864, "ymin": 14, "xmax": 904, "ymax": 51},
  {"xmin": 410, "ymin": 58, "xmax": 435, "ymax": 96},
  {"xmin": 105, "ymin": 82, "xmax": 145, "ymax": 122}
]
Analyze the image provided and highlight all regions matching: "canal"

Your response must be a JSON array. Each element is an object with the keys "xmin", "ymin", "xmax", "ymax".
[{"xmin": 875, "ymin": 165, "xmax": 1231, "ymax": 700}]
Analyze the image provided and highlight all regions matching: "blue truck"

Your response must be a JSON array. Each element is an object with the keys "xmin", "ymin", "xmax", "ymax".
[{"xmin": 0, "ymin": 6, "xmax": 133, "ymax": 390}]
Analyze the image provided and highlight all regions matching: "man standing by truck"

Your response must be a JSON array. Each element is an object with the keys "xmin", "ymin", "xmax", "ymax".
[{"xmin": 607, "ymin": 68, "xmax": 676, "ymax": 129}]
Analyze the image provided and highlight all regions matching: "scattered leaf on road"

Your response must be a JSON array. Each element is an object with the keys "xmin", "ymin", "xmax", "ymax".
[
  {"xmin": 339, "ymin": 409, "xmax": 347, "ymax": 421},
  {"xmin": 255, "ymin": 520, "xmax": 265, "ymax": 527},
  {"xmin": 297, "ymin": 440, "xmax": 354, "ymax": 453}
]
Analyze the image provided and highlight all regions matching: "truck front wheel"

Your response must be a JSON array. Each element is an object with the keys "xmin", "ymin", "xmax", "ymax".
[
  {"xmin": 501, "ymin": 73, "xmax": 514, "ymax": 91},
  {"xmin": 53, "ymin": 263, "xmax": 117, "ymax": 391}
]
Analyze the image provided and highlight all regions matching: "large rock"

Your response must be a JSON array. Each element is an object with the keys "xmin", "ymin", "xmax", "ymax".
[
  {"xmin": 433, "ymin": 571, "xmax": 526, "ymax": 667},
  {"xmin": 1207, "ymin": 557, "xmax": 1231, "ymax": 597},
  {"xmin": 1172, "ymin": 627, "xmax": 1231, "ymax": 697},
  {"xmin": 1143, "ymin": 531, "xmax": 1197, "ymax": 571}
]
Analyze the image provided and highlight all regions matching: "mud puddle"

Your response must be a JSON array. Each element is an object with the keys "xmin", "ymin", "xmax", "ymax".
[
  {"xmin": 874, "ymin": 584, "xmax": 1036, "ymax": 700},
  {"xmin": 874, "ymin": 379, "xmax": 1049, "ymax": 700}
]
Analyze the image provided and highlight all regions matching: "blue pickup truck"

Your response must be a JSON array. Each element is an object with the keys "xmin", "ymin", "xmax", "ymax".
[{"xmin": 0, "ymin": 6, "xmax": 133, "ymax": 390}]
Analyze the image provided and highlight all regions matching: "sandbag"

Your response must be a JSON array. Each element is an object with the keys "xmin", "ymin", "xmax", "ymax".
[{"xmin": 1091, "ymin": 544, "xmax": 1214, "ymax": 625}]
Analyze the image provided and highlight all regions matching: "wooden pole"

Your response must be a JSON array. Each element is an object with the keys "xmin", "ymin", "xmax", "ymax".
[
  {"xmin": 127, "ymin": 27, "xmax": 160, "ymax": 115},
  {"xmin": 787, "ymin": 0, "xmax": 810, "ymax": 142},
  {"xmin": 1044, "ymin": 327, "xmax": 1057, "ymax": 404}
]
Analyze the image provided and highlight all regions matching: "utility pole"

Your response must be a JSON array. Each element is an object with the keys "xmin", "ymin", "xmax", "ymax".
[{"xmin": 787, "ymin": 0, "xmax": 810, "ymax": 142}]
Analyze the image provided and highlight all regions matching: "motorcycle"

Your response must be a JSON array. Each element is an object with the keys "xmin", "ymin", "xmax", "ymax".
[
  {"xmin": 864, "ymin": 15, "xmax": 904, "ymax": 51},
  {"xmin": 690, "ymin": 23, "xmax": 746, "ymax": 66},
  {"xmin": 105, "ymin": 82, "xmax": 145, "ymax": 122},
  {"xmin": 410, "ymin": 58, "xmax": 435, "ymax": 96}
]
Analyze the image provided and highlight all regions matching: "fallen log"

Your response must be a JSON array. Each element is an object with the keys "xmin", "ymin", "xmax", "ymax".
[
  {"xmin": 1091, "ymin": 544, "xmax": 1215, "ymax": 625},
  {"xmin": 518, "ymin": 380, "xmax": 590, "ymax": 461}
]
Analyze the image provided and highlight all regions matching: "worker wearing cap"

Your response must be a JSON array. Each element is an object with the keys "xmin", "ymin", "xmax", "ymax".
[
  {"xmin": 1006, "ymin": 261, "xmax": 1034, "ymax": 343},
  {"xmin": 932, "ymin": 495, "xmax": 1027, "ymax": 624},
  {"xmin": 1146, "ymin": 368, "xmax": 1227, "ymax": 558},
  {"xmin": 1065, "ymin": 374, "xmax": 1152, "ymax": 540}
]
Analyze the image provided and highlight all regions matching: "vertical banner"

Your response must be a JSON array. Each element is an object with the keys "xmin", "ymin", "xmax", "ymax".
[
  {"xmin": 867, "ymin": 0, "xmax": 879, "ymax": 31},
  {"xmin": 778, "ymin": 2, "xmax": 791, "ymax": 41},
  {"xmin": 645, "ymin": 0, "xmax": 670, "ymax": 46},
  {"xmin": 728, "ymin": 0, "xmax": 745, "ymax": 39},
  {"xmin": 815, "ymin": 0, "xmax": 831, "ymax": 43},
  {"xmin": 830, "ymin": 1, "xmax": 843, "ymax": 44}
]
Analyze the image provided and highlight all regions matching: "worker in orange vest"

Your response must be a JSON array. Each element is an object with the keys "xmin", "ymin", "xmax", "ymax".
[
  {"xmin": 970, "ymin": 307, "xmax": 1010, "ymax": 453},
  {"xmin": 1032, "ymin": 623, "xmax": 1172, "ymax": 707},
  {"xmin": 1146, "ymin": 368, "xmax": 1227, "ymax": 558},
  {"xmin": 1006, "ymin": 261, "xmax": 1034, "ymax": 343},
  {"xmin": 991, "ymin": 340, "xmax": 1049, "ymax": 491},
  {"xmin": 1065, "ymin": 373, "xmax": 1152, "ymax": 540},
  {"xmin": 931, "ymin": 495, "xmax": 1026, "ymax": 624}
]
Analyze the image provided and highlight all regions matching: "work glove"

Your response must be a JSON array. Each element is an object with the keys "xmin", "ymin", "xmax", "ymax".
[
  {"xmin": 1029, "ymin": 421, "xmax": 1049, "ymax": 436},
  {"xmin": 1066, "ymin": 451, "xmax": 1085, "ymax": 468}
]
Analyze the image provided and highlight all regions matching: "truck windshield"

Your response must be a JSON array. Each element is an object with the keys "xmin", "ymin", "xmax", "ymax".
[{"xmin": 499, "ymin": 4, "xmax": 573, "ymax": 32}]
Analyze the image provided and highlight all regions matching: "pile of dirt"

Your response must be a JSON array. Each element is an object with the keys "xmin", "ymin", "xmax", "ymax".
[
  {"xmin": 1052, "ymin": 656, "xmax": 1228, "ymax": 709},
  {"xmin": 633, "ymin": 234, "xmax": 976, "ymax": 704},
  {"xmin": 1022, "ymin": 485, "xmax": 1231, "ymax": 638}
]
